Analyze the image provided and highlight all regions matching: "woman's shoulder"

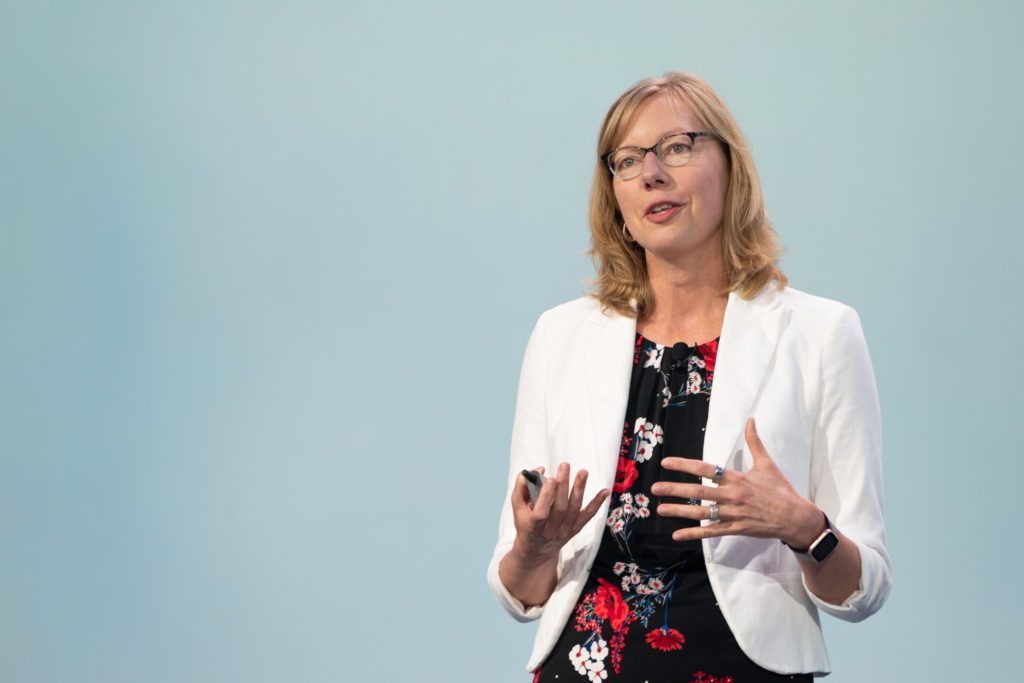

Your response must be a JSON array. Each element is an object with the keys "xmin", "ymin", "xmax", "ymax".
[
  {"xmin": 774, "ymin": 285, "xmax": 868, "ymax": 342},
  {"xmin": 777, "ymin": 285, "xmax": 860, "ymax": 321},
  {"xmin": 534, "ymin": 295, "xmax": 611, "ymax": 328},
  {"xmin": 522, "ymin": 296, "xmax": 625, "ymax": 352}
]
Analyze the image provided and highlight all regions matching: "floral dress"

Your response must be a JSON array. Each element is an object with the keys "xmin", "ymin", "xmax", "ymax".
[{"xmin": 534, "ymin": 333, "xmax": 812, "ymax": 683}]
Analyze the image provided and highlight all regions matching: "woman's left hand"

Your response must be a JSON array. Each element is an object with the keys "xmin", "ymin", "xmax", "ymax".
[{"xmin": 652, "ymin": 417, "xmax": 825, "ymax": 547}]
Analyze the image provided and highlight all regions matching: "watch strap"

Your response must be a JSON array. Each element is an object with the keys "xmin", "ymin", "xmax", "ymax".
[{"xmin": 783, "ymin": 511, "xmax": 838, "ymax": 562}]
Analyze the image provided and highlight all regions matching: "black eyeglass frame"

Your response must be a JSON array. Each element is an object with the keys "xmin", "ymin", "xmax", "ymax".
[{"xmin": 601, "ymin": 131, "xmax": 722, "ymax": 178}]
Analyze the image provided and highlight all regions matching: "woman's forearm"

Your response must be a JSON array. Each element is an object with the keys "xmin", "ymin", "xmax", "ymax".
[
  {"xmin": 800, "ymin": 530, "xmax": 862, "ymax": 604},
  {"xmin": 788, "ymin": 500, "xmax": 863, "ymax": 605},
  {"xmin": 498, "ymin": 536, "xmax": 560, "ymax": 609}
]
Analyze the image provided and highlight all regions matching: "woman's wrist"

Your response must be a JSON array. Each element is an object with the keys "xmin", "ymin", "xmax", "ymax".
[
  {"xmin": 511, "ymin": 534, "xmax": 561, "ymax": 565},
  {"xmin": 780, "ymin": 499, "xmax": 828, "ymax": 551},
  {"xmin": 500, "ymin": 536, "xmax": 560, "ymax": 610}
]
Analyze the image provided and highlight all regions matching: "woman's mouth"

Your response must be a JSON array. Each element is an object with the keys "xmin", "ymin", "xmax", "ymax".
[{"xmin": 645, "ymin": 203, "xmax": 684, "ymax": 223}]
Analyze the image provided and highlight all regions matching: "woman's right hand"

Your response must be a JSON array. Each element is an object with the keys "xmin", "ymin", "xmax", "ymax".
[
  {"xmin": 499, "ymin": 463, "xmax": 610, "ymax": 610},
  {"xmin": 510, "ymin": 462, "xmax": 611, "ymax": 561}
]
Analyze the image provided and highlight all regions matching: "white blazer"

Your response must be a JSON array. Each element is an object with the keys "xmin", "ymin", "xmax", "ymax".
[{"xmin": 487, "ymin": 283, "xmax": 892, "ymax": 676}]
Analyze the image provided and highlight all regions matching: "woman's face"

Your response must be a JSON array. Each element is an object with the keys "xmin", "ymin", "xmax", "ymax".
[{"xmin": 611, "ymin": 94, "xmax": 730, "ymax": 265}]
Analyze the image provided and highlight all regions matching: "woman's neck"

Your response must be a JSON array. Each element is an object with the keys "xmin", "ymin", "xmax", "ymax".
[{"xmin": 639, "ymin": 254, "xmax": 729, "ymax": 345}]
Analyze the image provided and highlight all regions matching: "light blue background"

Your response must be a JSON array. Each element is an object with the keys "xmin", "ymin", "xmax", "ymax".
[{"xmin": 2, "ymin": 1, "xmax": 1021, "ymax": 681}]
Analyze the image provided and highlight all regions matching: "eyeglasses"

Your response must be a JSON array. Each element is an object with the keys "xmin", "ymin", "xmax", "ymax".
[{"xmin": 601, "ymin": 131, "xmax": 721, "ymax": 180}]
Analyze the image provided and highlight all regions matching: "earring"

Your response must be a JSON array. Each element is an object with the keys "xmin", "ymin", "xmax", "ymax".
[{"xmin": 622, "ymin": 222, "xmax": 634, "ymax": 242}]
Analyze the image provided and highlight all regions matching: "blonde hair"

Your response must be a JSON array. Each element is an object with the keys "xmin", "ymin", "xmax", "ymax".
[{"xmin": 585, "ymin": 71, "xmax": 787, "ymax": 319}]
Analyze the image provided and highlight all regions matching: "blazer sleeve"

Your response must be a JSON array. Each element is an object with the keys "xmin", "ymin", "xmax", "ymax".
[
  {"xmin": 487, "ymin": 311, "xmax": 550, "ymax": 622},
  {"xmin": 803, "ymin": 304, "xmax": 894, "ymax": 622}
]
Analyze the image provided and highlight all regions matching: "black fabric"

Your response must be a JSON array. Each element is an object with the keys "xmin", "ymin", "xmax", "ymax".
[{"xmin": 534, "ymin": 333, "xmax": 811, "ymax": 683}]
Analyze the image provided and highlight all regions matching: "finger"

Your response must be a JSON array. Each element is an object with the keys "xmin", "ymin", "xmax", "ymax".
[
  {"xmin": 556, "ymin": 470, "xmax": 583, "ymax": 537},
  {"xmin": 573, "ymin": 487, "xmax": 612, "ymax": 534},
  {"xmin": 510, "ymin": 473, "xmax": 530, "ymax": 513},
  {"xmin": 661, "ymin": 502, "xmax": 736, "ymax": 521},
  {"xmin": 671, "ymin": 520, "xmax": 741, "ymax": 542},
  {"xmin": 656, "ymin": 502, "xmax": 708, "ymax": 520},
  {"xmin": 524, "ymin": 465, "xmax": 548, "ymax": 510},
  {"xmin": 660, "ymin": 456, "xmax": 702, "ymax": 474},
  {"xmin": 662, "ymin": 457, "xmax": 722, "ymax": 482},
  {"xmin": 567, "ymin": 470, "xmax": 587, "ymax": 510},
  {"xmin": 652, "ymin": 482, "xmax": 732, "ymax": 503},
  {"xmin": 561, "ymin": 469, "xmax": 588, "ymax": 533},
  {"xmin": 533, "ymin": 469, "xmax": 558, "ymax": 520},
  {"xmin": 552, "ymin": 462, "xmax": 571, "ymax": 517},
  {"xmin": 648, "ymin": 481, "xmax": 687, "ymax": 499},
  {"xmin": 745, "ymin": 417, "xmax": 772, "ymax": 467}
]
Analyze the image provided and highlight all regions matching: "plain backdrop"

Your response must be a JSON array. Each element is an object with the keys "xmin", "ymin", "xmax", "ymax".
[{"xmin": 2, "ymin": 1, "xmax": 1022, "ymax": 681}]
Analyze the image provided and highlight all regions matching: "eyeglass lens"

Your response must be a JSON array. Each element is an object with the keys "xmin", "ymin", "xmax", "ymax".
[{"xmin": 608, "ymin": 134, "xmax": 695, "ymax": 179}]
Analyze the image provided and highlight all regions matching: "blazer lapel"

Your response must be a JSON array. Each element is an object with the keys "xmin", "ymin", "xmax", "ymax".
[
  {"xmin": 580, "ymin": 285, "xmax": 788, "ymax": 491},
  {"xmin": 702, "ymin": 285, "xmax": 787, "ymax": 471},
  {"xmin": 582, "ymin": 300, "xmax": 637, "ymax": 491}
]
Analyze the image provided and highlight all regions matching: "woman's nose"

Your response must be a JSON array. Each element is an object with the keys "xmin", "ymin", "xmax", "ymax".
[{"xmin": 641, "ymin": 150, "xmax": 670, "ymax": 187}]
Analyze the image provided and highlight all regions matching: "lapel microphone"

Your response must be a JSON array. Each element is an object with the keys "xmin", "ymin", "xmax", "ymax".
[{"xmin": 668, "ymin": 341, "xmax": 696, "ymax": 372}]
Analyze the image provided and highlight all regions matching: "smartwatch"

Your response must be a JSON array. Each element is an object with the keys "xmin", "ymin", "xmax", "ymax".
[{"xmin": 783, "ymin": 512, "xmax": 839, "ymax": 563}]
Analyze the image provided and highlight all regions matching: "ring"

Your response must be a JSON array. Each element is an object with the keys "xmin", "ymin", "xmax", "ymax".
[
  {"xmin": 709, "ymin": 502, "xmax": 720, "ymax": 522},
  {"xmin": 712, "ymin": 465, "xmax": 725, "ymax": 485}
]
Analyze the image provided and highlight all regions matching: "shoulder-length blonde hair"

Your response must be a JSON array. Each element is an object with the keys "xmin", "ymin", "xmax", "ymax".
[{"xmin": 586, "ymin": 71, "xmax": 787, "ymax": 319}]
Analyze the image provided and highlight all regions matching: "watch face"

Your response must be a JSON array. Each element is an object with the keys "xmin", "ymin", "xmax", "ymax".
[{"xmin": 810, "ymin": 531, "xmax": 839, "ymax": 562}]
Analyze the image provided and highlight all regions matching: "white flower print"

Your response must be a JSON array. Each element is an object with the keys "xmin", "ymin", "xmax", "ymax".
[
  {"xmin": 643, "ymin": 346, "xmax": 664, "ymax": 369},
  {"xmin": 687, "ymin": 371, "xmax": 702, "ymax": 395},
  {"xmin": 631, "ymin": 420, "xmax": 662, "ymax": 462},
  {"xmin": 650, "ymin": 424, "xmax": 664, "ymax": 445},
  {"xmin": 620, "ymin": 564, "xmax": 642, "ymax": 591},
  {"xmin": 607, "ymin": 496, "xmax": 643, "ymax": 534},
  {"xmin": 589, "ymin": 639, "xmax": 609, "ymax": 661},
  {"xmin": 634, "ymin": 440, "xmax": 652, "ymax": 463},
  {"xmin": 634, "ymin": 493, "xmax": 651, "ymax": 518},
  {"xmin": 612, "ymin": 561, "xmax": 626, "ymax": 575},
  {"xmin": 569, "ymin": 643, "xmax": 591, "ymax": 674},
  {"xmin": 688, "ymin": 354, "xmax": 706, "ymax": 371},
  {"xmin": 609, "ymin": 489, "xmax": 651, "ymax": 545},
  {"xmin": 587, "ymin": 665, "xmax": 608, "ymax": 682},
  {"xmin": 648, "ymin": 577, "xmax": 664, "ymax": 591}
]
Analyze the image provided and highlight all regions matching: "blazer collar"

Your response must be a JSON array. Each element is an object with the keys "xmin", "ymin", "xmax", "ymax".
[{"xmin": 582, "ymin": 284, "xmax": 788, "ymax": 489}]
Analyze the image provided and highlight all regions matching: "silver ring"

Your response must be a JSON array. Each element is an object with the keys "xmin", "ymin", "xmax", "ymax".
[
  {"xmin": 712, "ymin": 465, "xmax": 724, "ymax": 485},
  {"xmin": 708, "ymin": 502, "xmax": 720, "ymax": 522}
]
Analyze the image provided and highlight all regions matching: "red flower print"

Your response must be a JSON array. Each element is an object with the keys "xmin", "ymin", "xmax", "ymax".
[
  {"xmin": 646, "ymin": 627, "xmax": 685, "ymax": 651},
  {"xmin": 700, "ymin": 339, "xmax": 718, "ymax": 381},
  {"xmin": 619, "ymin": 420, "xmax": 633, "ymax": 458},
  {"xmin": 613, "ymin": 457, "xmax": 638, "ymax": 492},
  {"xmin": 690, "ymin": 673, "xmax": 734, "ymax": 683},
  {"xmin": 594, "ymin": 578, "xmax": 630, "ymax": 631},
  {"xmin": 532, "ymin": 668, "xmax": 541, "ymax": 683}
]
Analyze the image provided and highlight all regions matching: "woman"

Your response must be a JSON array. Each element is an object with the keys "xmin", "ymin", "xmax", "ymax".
[{"xmin": 487, "ymin": 72, "xmax": 892, "ymax": 681}]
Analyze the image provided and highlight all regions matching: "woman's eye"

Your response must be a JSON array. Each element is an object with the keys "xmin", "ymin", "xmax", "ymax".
[{"xmin": 668, "ymin": 143, "xmax": 691, "ymax": 154}]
